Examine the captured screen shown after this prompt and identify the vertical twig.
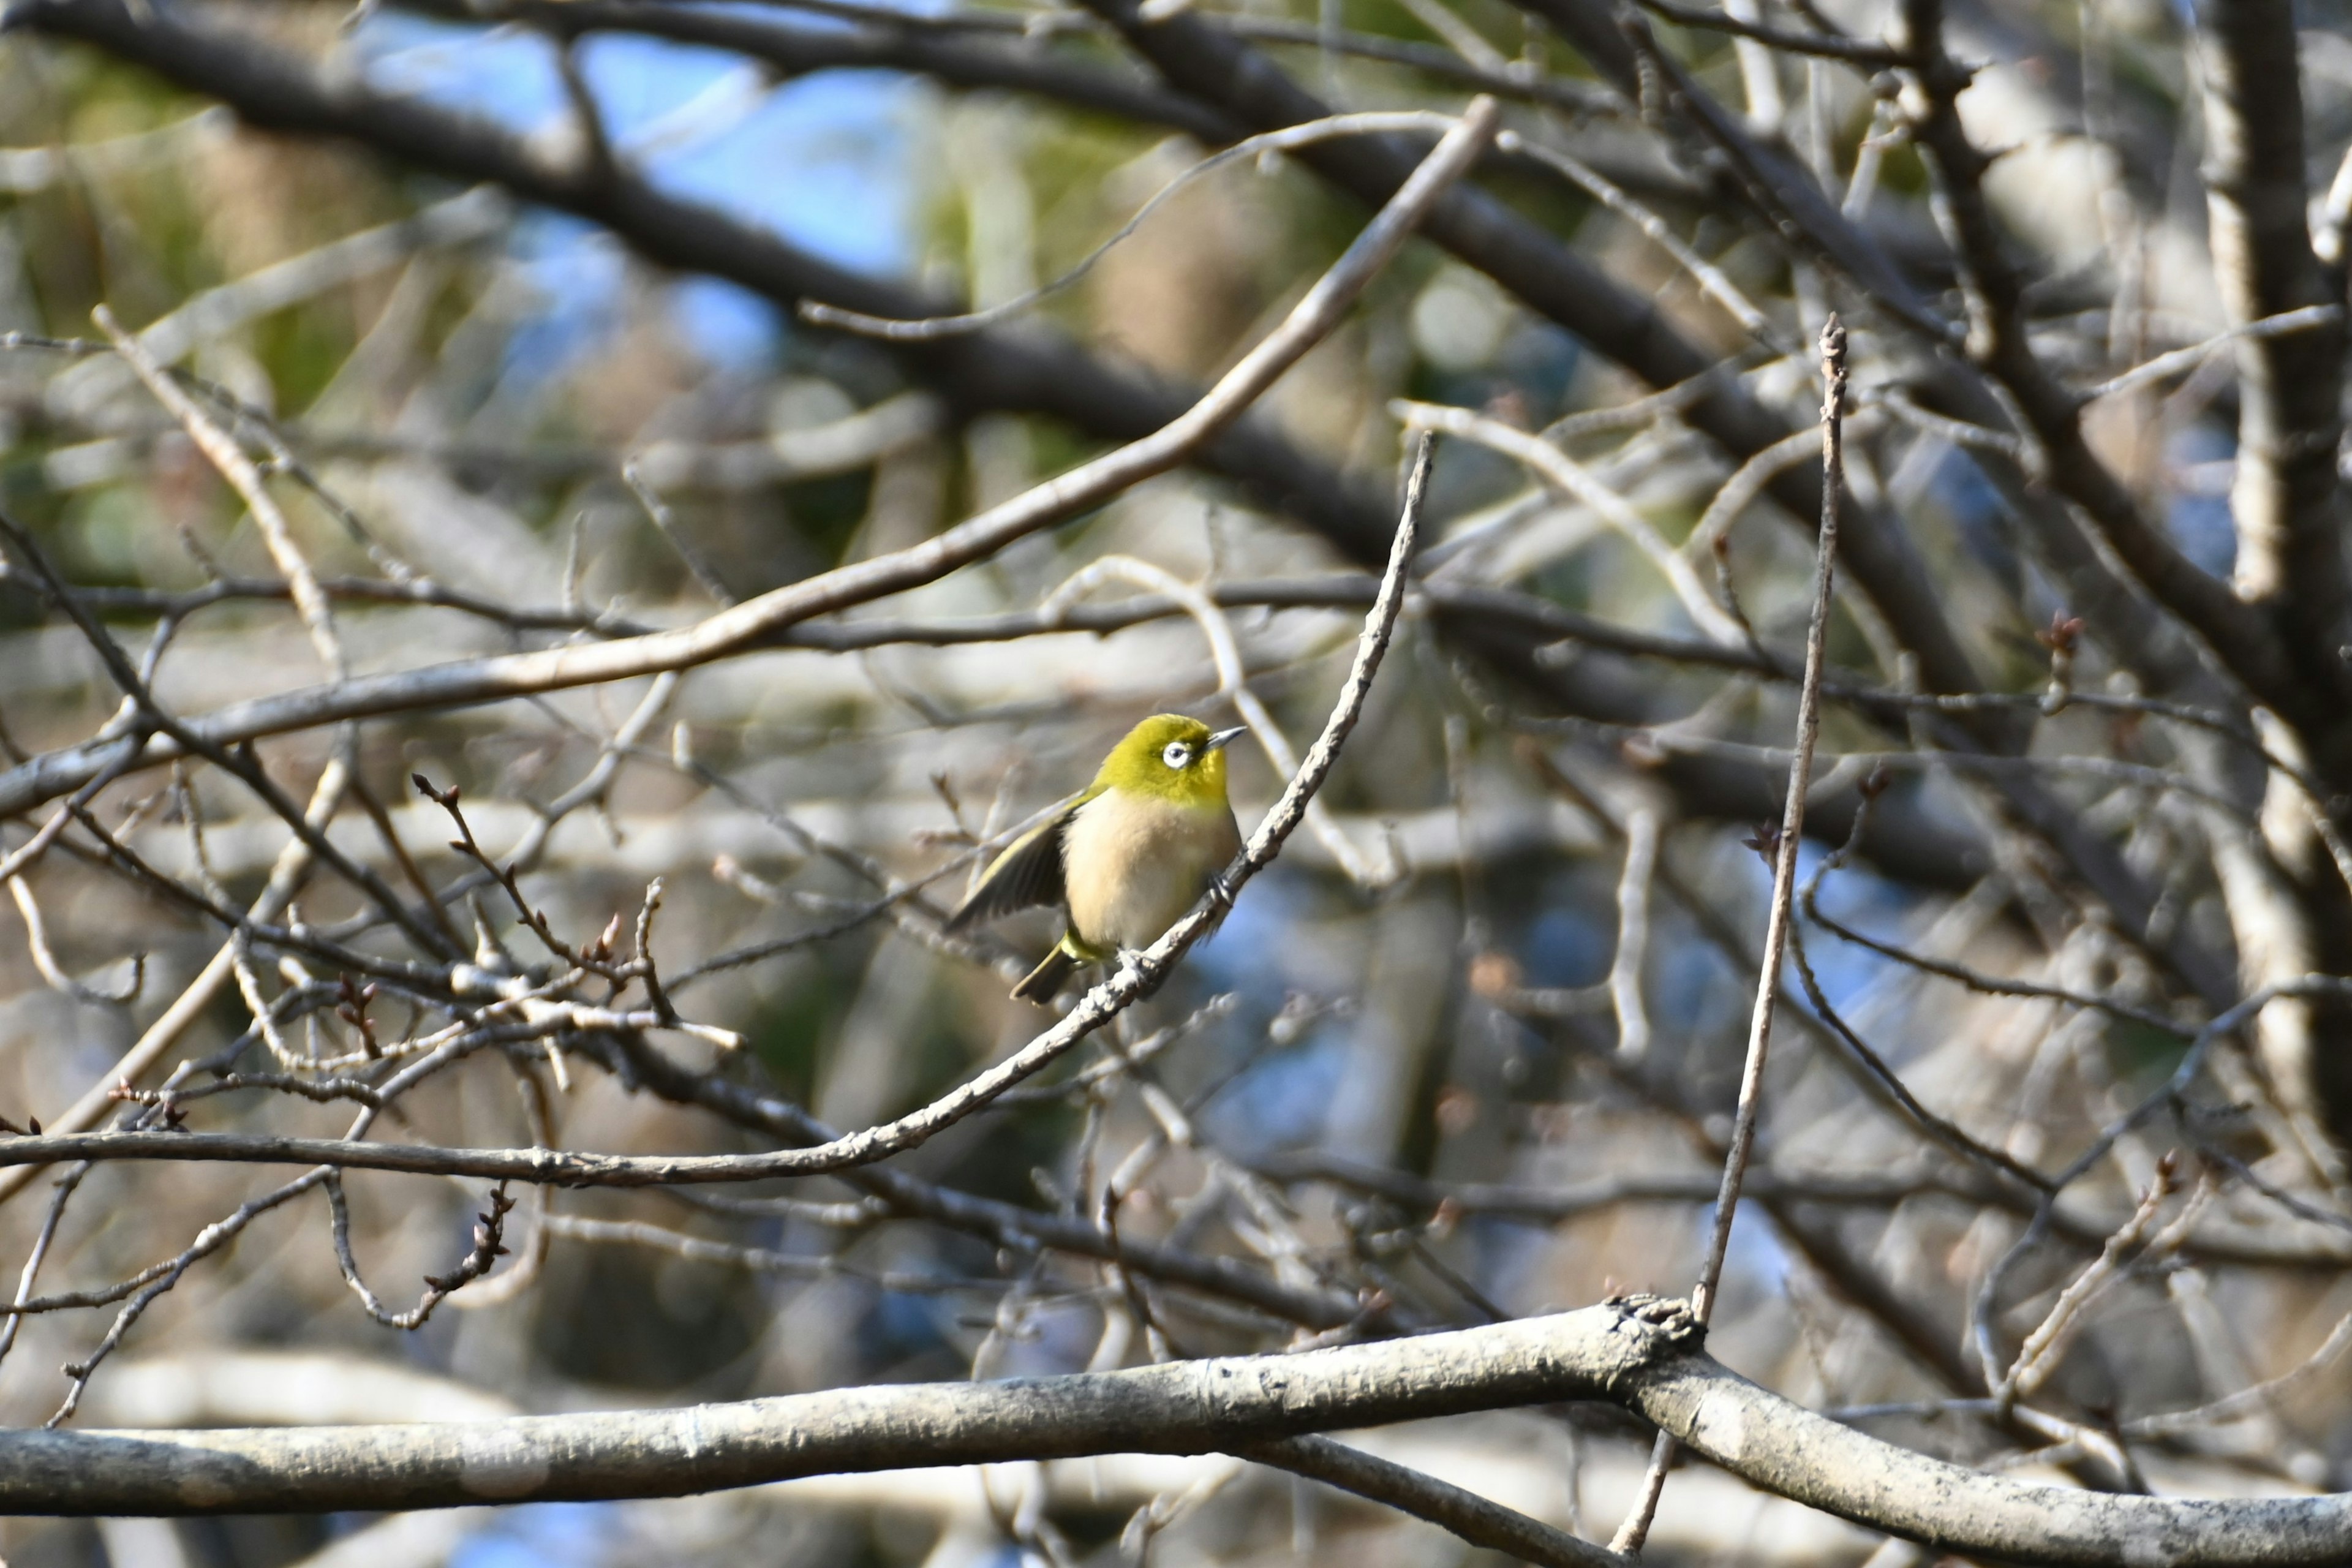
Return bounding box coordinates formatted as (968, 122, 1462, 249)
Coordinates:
(1610, 807, 1659, 1058)
(554, 36, 620, 193)
(92, 306, 345, 682)
(1611, 315, 1847, 1556)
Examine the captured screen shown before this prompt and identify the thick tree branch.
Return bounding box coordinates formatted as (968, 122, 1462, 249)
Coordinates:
(405, 0, 1245, 145)
(1630, 1354, 2352, 1565)
(0, 1297, 1695, 1512)
(1890, 0, 2309, 728)
(0, 1294, 2343, 1567)
(2192, 0, 2352, 693)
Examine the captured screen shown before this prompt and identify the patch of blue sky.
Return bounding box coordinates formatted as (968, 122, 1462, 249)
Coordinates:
(1789, 832, 1942, 1047)
(667, 276, 786, 373)
(351, 10, 923, 380)
(1469, 1212, 1558, 1314)
(587, 36, 926, 279)
(450, 1502, 613, 1568)
(867, 1283, 958, 1362)
(1649, 923, 1731, 1036)
(1694, 823, 1931, 1040)
(1927, 442, 2018, 579)
(357, 12, 570, 130)
(1184, 869, 1365, 1153)
(1186, 867, 1322, 996)
(1718, 1189, 1790, 1292)
(1199, 1030, 1350, 1157)
(491, 214, 630, 396)
(2164, 421, 2237, 578)
(1521, 898, 1610, 989)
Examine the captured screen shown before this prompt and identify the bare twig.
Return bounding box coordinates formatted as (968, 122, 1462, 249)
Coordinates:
(47, 1169, 328, 1425)
(1615, 317, 1849, 1556)
(2000, 1156, 2178, 1405)
(1493, 131, 1781, 346)
(92, 306, 345, 680)
(0, 100, 1498, 822)
(326, 1177, 515, 1330)
(1242, 1434, 1629, 1568)
(0, 436, 1433, 1191)
(801, 110, 1457, 340)
(1392, 399, 1749, 647)
(7, 876, 141, 1007)
(2079, 305, 2342, 402)
(621, 461, 735, 605)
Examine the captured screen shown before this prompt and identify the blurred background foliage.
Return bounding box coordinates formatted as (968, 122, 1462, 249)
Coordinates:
(0, 0, 2346, 1561)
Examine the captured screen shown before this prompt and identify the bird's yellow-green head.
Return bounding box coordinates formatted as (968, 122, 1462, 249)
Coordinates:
(1091, 714, 1245, 808)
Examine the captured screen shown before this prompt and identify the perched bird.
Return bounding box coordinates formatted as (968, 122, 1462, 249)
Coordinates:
(946, 715, 1245, 1002)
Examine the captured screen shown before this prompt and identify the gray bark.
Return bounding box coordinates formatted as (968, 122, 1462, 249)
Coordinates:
(1, 1295, 2344, 1568)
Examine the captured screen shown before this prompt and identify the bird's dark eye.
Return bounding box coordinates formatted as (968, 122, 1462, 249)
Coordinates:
(1162, 742, 1191, 769)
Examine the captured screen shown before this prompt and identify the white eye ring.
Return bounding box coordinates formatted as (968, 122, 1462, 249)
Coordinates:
(1162, 741, 1193, 769)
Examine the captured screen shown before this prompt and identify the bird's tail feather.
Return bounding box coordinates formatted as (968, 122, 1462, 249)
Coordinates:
(1011, 945, 1079, 1004)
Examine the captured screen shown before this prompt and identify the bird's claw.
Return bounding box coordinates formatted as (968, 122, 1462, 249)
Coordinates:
(1208, 873, 1237, 911)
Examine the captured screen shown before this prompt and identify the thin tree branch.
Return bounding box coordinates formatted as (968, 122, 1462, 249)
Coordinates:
(0, 430, 1441, 1205)
(1891, 0, 2304, 723)
(1076, 0, 1992, 708)
(1627, 0, 1909, 67)
(1242, 1434, 1630, 1568)
(804, 110, 1458, 341)
(0, 102, 1491, 821)
(1392, 399, 1750, 647)
(1615, 316, 1849, 1555)
(92, 306, 347, 679)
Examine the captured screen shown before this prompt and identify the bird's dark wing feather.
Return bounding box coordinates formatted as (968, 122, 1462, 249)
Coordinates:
(944, 804, 1077, 930)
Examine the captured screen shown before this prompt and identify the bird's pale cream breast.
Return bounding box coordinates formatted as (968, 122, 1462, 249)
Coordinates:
(1063, 788, 1240, 953)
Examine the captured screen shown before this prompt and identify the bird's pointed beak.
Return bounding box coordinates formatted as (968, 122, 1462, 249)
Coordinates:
(1205, 726, 1247, 753)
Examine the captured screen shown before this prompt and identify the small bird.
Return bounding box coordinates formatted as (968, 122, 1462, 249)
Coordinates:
(946, 715, 1245, 1002)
